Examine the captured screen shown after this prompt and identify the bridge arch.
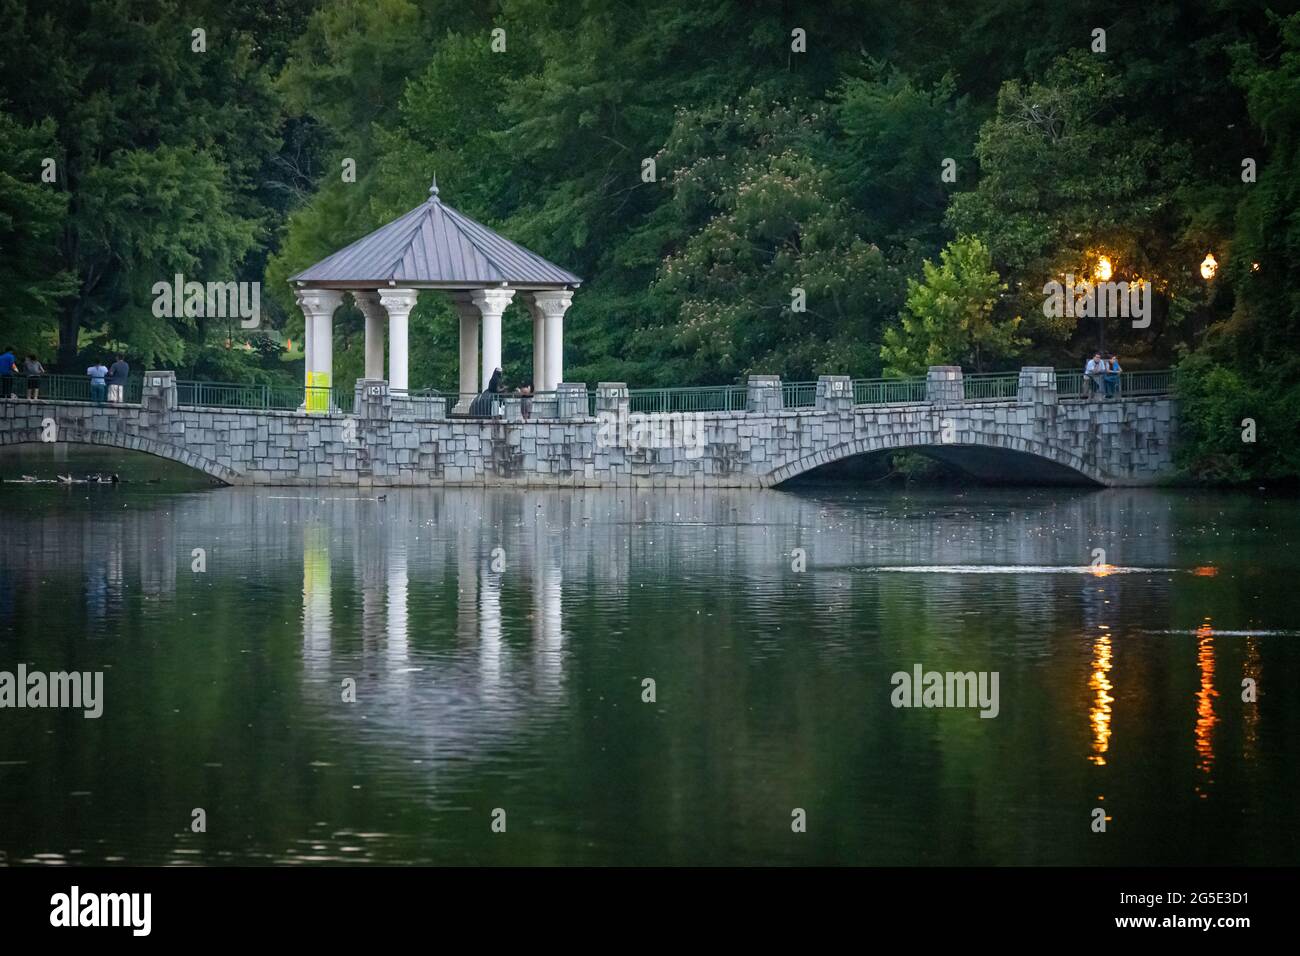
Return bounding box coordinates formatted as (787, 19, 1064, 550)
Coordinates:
(768, 430, 1108, 487)
(0, 428, 239, 484)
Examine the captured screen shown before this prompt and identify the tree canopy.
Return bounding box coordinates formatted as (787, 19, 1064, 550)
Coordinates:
(1, 0, 1297, 479)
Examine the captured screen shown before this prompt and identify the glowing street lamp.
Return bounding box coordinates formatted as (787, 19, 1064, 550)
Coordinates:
(1094, 255, 1113, 282)
(1200, 253, 1218, 280)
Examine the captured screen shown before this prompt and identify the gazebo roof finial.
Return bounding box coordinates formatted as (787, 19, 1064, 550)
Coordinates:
(428, 174, 440, 202)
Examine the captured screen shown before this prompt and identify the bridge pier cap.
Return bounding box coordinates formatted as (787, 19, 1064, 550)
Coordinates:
(925, 366, 964, 404)
(816, 375, 853, 412)
(747, 375, 783, 414)
(143, 370, 177, 411)
(1017, 366, 1058, 405)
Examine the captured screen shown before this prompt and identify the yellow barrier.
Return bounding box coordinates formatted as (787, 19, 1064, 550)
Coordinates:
(306, 372, 331, 413)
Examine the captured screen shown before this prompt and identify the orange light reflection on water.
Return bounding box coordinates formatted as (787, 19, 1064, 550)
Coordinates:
(1089, 633, 1114, 766)
(1243, 635, 1260, 761)
(1194, 622, 1218, 797)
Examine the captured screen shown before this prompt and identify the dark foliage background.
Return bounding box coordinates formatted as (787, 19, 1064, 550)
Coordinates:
(2, 0, 1298, 479)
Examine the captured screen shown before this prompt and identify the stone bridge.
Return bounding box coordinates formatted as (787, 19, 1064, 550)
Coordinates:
(0, 367, 1176, 487)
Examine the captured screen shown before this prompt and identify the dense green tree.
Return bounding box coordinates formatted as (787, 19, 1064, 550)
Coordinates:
(0, 113, 76, 349)
(946, 53, 1197, 362)
(4, 0, 1300, 480)
(1173, 12, 1300, 482)
(0, 0, 289, 368)
(881, 236, 1023, 375)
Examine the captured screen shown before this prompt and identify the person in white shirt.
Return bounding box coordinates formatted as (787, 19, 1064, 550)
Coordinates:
(1084, 353, 1104, 398)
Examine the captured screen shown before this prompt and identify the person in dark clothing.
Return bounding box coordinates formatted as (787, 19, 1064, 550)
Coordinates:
(107, 354, 130, 403)
(23, 354, 44, 399)
(0, 347, 15, 399)
(469, 368, 504, 416)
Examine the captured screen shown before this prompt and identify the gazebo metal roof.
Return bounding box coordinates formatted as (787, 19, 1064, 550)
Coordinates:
(290, 182, 581, 290)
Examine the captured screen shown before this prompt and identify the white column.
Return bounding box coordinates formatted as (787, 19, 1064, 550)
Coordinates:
(295, 288, 344, 385)
(450, 295, 480, 409)
(471, 288, 515, 388)
(525, 296, 547, 390)
(379, 288, 419, 393)
(354, 291, 387, 380)
(532, 290, 573, 391)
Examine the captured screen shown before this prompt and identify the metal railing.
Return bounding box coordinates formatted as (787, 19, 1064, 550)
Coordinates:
(3, 372, 144, 403)
(963, 372, 1021, 402)
(627, 385, 746, 414)
(1057, 368, 1173, 400)
(10, 368, 1174, 417)
(782, 381, 819, 408)
(407, 388, 585, 419)
(852, 377, 928, 405)
(175, 380, 353, 413)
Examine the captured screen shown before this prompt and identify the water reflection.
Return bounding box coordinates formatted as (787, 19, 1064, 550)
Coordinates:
(303, 526, 332, 677)
(1088, 633, 1114, 766)
(2, 485, 1299, 864)
(1194, 621, 1219, 797)
(1243, 635, 1260, 761)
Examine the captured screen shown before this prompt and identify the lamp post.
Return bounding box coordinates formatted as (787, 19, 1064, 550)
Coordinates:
(1094, 256, 1113, 353)
(1200, 253, 1218, 280)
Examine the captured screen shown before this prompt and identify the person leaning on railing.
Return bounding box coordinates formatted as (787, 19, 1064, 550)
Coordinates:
(0, 346, 15, 399)
(107, 354, 130, 403)
(23, 354, 45, 400)
(1084, 353, 1105, 399)
(1103, 354, 1122, 398)
(86, 360, 109, 404)
(470, 368, 504, 417)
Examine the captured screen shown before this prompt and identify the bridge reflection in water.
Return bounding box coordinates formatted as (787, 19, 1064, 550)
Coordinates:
(0, 485, 1293, 864)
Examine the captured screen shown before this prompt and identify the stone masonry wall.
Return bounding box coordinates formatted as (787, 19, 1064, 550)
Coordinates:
(0, 369, 1177, 487)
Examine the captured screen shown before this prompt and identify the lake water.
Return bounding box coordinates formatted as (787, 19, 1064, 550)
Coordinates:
(1, 472, 1298, 865)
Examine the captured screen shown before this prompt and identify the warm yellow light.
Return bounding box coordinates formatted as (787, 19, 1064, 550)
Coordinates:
(1094, 255, 1113, 282)
(1200, 253, 1218, 280)
(1251, 262, 1260, 272)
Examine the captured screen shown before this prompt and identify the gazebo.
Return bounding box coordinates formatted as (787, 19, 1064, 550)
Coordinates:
(289, 180, 581, 406)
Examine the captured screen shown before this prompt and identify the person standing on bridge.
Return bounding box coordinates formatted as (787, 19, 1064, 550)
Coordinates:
(1084, 353, 1105, 399)
(0, 346, 16, 399)
(1104, 354, 1122, 399)
(23, 354, 45, 400)
(470, 367, 505, 417)
(107, 354, 130, 403)
(86, 360, 109, 404)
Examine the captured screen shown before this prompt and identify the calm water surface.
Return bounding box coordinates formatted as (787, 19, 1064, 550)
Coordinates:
(1, 478, 1298, 865)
